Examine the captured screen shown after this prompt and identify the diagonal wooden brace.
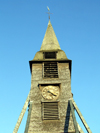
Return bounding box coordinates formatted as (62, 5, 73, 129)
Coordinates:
(69, 100, 79, 133)
(13, 92, 30, 133)
(72, 99, 92, 133)
(77, 122, 84, 133)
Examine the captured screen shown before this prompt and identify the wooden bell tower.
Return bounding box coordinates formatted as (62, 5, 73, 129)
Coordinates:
(13, 20, 92, 133)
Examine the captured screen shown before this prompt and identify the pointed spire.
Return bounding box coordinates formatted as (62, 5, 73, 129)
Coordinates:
(40, 20, 61, 51)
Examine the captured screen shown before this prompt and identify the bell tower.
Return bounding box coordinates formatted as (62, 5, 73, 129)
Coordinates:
(25, 20, 75, 133)
(13, 20, 92, 133)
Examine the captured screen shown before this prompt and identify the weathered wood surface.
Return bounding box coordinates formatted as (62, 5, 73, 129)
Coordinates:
(13, 93, 30, 133)
(77, 122, 84, 133)
(26, 63, 75, 133)
(72, 99, 92, 133)
(69, 100, 79, 133)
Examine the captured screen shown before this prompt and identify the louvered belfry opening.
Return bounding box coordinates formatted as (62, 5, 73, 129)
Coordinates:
(44, 62, 58, 78)
(42, 102, 59, 120)
(44, 52, 56, 59)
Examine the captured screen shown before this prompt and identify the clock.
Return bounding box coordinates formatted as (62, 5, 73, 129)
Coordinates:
(42, 86, 59, 100)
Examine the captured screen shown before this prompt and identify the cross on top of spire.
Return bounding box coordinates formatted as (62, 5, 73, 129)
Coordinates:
(46, 6, 53, 19)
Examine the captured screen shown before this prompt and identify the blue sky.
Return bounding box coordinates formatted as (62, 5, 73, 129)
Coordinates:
(0, 0, 100, 133)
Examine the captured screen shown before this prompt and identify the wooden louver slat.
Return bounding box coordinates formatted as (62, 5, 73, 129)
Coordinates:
(42, 102, 59, 120)
(44, 62, 58, 78)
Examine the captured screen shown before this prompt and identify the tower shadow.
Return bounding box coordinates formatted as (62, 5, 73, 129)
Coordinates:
(64, 101, 71, 133)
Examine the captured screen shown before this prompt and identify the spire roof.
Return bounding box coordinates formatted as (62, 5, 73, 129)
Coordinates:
(40, 20, 61, 51)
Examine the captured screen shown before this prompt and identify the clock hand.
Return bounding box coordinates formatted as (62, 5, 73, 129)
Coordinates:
(48, 90, 57, 96)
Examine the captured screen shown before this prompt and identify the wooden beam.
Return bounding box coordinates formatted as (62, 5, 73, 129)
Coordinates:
(72, 99, 92, 133)
(69, 100, 79, 133)
(77, 122, 84, 133)
(13, 92, 30, 133)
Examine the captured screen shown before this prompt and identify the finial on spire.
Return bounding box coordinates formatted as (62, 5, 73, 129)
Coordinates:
(47, 6, 50, 11)
(46, 6, 53, 20)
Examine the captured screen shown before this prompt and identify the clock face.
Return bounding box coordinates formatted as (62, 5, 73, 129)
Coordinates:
(42, 86, 59, 100)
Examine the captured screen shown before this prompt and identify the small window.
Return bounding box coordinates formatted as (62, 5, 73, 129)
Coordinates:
(44, 52, 56, 59)
(44, 62, 58, 78)
(42, 102, 59, 120)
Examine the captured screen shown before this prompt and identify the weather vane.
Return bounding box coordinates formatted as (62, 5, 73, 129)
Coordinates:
(46, 6, 53, 19)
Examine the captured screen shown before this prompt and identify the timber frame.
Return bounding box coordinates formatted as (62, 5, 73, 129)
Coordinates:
(13, 94, 92, 133)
